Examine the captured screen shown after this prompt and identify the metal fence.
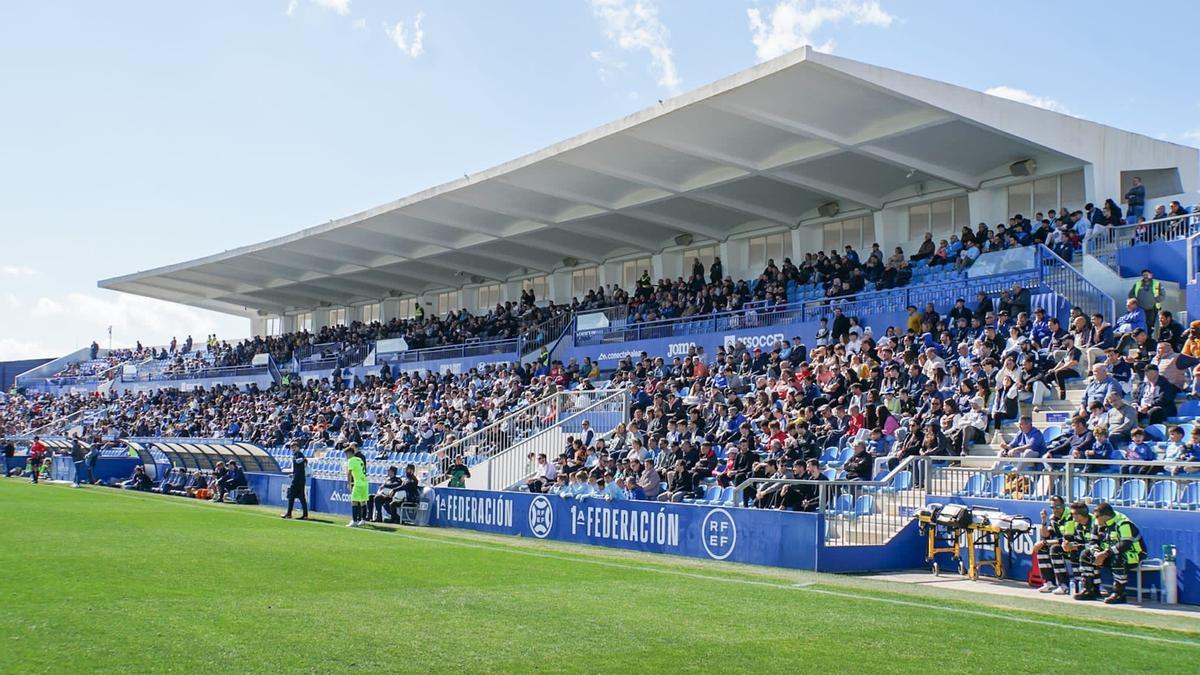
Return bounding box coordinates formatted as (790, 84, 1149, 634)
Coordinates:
(1033, 244, 1115, 320)
(576, 267, 1046, 346)
(731, 456, 924, 546)
(476, 389, 628, 491)
(1086, 211, 1200, 270)
(381, 338, 521, 366)
(432, 388, 626, 483)
(926, 456, 1200, 509)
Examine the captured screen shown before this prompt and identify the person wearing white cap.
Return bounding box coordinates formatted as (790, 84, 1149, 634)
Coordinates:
(950, 396, 988, 455)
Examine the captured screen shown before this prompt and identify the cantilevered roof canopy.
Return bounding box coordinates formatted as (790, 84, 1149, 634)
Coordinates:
(100, 47, 1197, 317)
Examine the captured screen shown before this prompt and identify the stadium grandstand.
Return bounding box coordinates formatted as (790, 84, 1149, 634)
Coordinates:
(6, 46, 1200, 618)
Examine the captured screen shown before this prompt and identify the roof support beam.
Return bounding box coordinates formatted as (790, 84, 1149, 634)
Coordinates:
(706, 99, 979, 190)
(554, 220, 668, 252)
(766, 171, 884, 210)
(621, 209, 730, 244)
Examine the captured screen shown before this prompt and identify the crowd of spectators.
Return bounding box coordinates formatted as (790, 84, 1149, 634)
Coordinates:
(9, 190, 1200, 510)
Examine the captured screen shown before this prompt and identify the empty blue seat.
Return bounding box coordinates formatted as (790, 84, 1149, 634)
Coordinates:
(880, 470, 912, 494)
(1174, 482, 1200, 510)
(852, 495, 875, 518)
(719, 486, 736, 506)
(1112, 479, 1146, 506)
(984, 474, 1006, 498)
(1086, 477, 1116, 504)
(1142, 480, 1178, 508)
(1042, 426, 1062, 444)
(954, 473, 985, 497)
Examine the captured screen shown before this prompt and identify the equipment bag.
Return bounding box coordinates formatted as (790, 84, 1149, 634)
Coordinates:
(934, 503, 972, 529)
(236, 490, 259, 505)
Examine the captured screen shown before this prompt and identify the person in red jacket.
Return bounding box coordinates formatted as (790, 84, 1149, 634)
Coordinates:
(28, 436, 46, 484)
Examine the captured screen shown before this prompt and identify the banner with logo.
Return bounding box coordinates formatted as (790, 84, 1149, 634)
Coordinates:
(429, 488, 819, 568)
(929, 496, 1200, 604)
(563, 311, 906, 370)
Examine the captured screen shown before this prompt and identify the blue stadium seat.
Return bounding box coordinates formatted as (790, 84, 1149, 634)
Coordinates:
(983, 474, 1006, 498)
(852, 495, 875, 518)
(1145, 424, 1167, 442)
(880, 470, 912, 494)
(1142, 480, 1178, 508)
(1112, 479, 1146, 506)
(832, 493, 855, 516)
(819, 447, 839, 465)
(1174, 482, 1200, 510)
(1042, 426, 1061, 444)
(831, 448, 853, 468)
(954, 473, 985, 497)
(719, 486, 736, 506)
(1086, 478, 1116, 504)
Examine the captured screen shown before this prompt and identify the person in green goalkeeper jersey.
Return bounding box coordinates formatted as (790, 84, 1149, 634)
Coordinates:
(346, 446, 370, 527)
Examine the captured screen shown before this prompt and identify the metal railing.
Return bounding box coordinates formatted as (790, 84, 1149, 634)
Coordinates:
(926, 456, 1200, 508)
(1034, 244, 1115, 320)
(481, 389, 628, 491)
(575, 268, 1042, 346)
(430, 388, 618, 481)
(381, 338, 521, 366)
(519, 311, 574, 357)
(123, 362, 271, 383)
(430, 388, 560, 481)
(1187, 230, 1200, 283)
(733, 456, 924, 546)
(1086, 211, 1200, 270)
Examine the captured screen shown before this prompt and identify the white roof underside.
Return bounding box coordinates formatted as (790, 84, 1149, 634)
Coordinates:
(99, 47, 1198, 317)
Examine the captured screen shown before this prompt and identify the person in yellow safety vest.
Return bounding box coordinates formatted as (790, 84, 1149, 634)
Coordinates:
(1075, 502, 1146, 604)
(538, 347, 550, 369)
(414, 303, 424, 321)
(1129, 269, 1163, 327)
(636, 270, 652, 299)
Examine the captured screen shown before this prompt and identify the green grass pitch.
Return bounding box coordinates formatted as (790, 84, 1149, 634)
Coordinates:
(2, 479, 1198, 673)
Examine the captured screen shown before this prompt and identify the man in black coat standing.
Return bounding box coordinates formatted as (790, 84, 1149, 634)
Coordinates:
(830, 308, 852, 343)
(282, 441, 309, 520)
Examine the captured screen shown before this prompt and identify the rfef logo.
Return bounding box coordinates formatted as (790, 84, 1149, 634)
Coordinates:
(701, 508, 737, 559)
(528, 495, 554, 538)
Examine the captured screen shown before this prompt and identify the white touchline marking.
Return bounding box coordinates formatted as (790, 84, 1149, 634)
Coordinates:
(36, 483, 1200, 648)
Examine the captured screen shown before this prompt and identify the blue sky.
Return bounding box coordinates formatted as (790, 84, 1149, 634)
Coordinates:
(1, 0, 1197, 360)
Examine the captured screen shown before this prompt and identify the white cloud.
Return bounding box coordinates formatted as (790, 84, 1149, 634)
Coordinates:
(1181, 129, 1200, 144)
(747, 0, 893, 62)
(62, 293, 226, 344)
(590, 50, 627, 83)
(352, 17, 367, 31)
(31, 297, 64, 318)
(0, 338, 52, 361)
(4, 293, 18, 309)
(984, 86, 1072, 115)
(1, 265, 35, 276)
(589, 0, 680, 93)
(0, 292, 247, 360)
(286, 0, 350, 17)
(313, 0, 350, 15)
(385, 13, 425, 58)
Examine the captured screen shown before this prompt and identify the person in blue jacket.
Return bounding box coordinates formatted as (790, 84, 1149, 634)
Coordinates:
(1120, 428, 1158, 475)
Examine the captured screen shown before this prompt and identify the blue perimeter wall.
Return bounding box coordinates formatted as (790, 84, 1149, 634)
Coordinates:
(165, 474, 1200, 604)
(1117, 239, 1189, 285)
(930, 495, 1200, 604)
